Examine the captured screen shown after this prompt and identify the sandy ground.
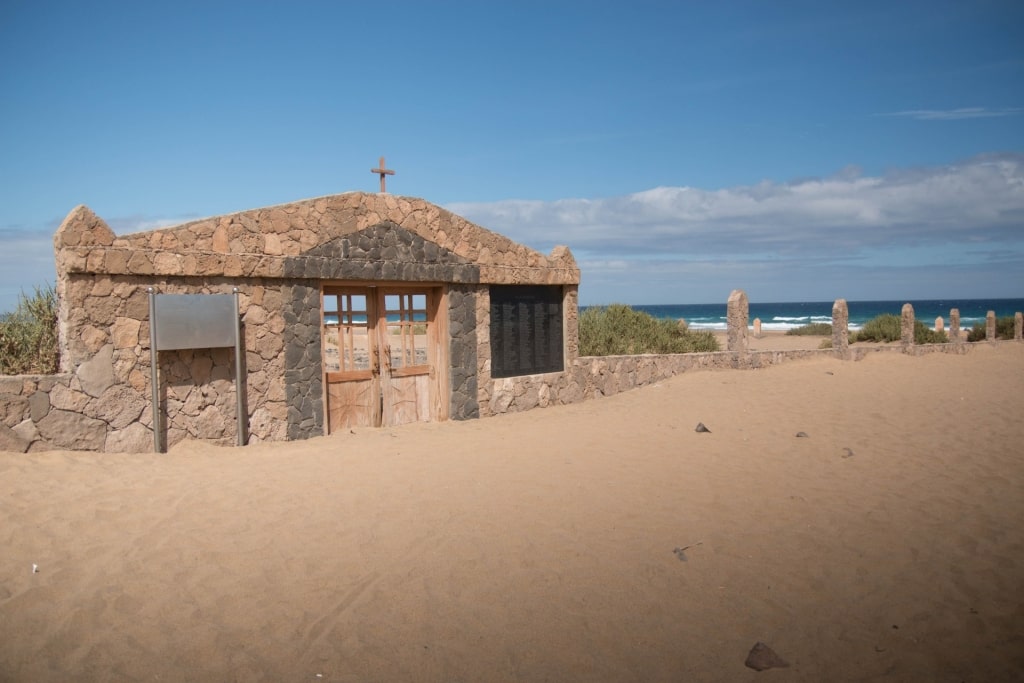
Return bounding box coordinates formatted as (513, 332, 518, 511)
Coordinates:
(715, 329, 850, 352)
(744, 329, 834, 351)
(2, 343, 1023, 682)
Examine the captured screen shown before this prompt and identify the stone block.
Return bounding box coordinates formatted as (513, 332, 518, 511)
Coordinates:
(12, 418, 40, 446)
(85, 294, 120, 325)
(127, 251, 154, 275)
(0, 423, 30, 453)
(28, 390, 51, 422)
(191, 355, 214, 384)
(0, 377, 24, 395)
(105, 422, 152, 453)
(48, 382, 91, 409)
(55, 205, 116, 248)
(91, 278, 114, 297)
(950, 308, 962, 343)
(727, 289, 749, 353)
(112, 317, 142, 349)
(212, 225, 230, 253)
(77, 344, 116, 397)
(37, 409, 107, 450)
(90, 384, 146, 429)
(124, 289, 149, 319)
(248, 407, 274, 439)
(0, 395, 30, 428)
(128, 368, 149, 392)
(105, 251, 128, 273)
(80, 325, 108, 353)
(181, 388, 207, 417)
(196, 405, 228, 440)
(832, 299, 850, 357)
(264, 233, 283, 255)
(265, 379, 286, 402)
(901, 303, 915, 346)
(154, 252, 182, 275)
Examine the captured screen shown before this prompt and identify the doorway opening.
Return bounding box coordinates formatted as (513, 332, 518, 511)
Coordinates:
(321, 285, 444, 431)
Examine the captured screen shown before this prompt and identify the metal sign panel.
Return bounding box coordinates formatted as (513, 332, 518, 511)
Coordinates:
(149, 290, 246, 452)
(153, 294, 238, 350)
(489, 285, 564, 378)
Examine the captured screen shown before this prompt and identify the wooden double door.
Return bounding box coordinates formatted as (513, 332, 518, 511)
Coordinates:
(321, 285, 444, 432)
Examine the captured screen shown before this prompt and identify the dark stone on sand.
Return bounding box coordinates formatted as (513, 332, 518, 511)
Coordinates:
(745, 641, 789, 671)
(842, 447, 855, 458)
(695, 422, 711, 433)
(673, 542, 701, 561)
(795, 431, 809, 438)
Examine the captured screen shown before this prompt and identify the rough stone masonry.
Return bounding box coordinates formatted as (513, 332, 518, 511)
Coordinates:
(7, 192, 579, 452)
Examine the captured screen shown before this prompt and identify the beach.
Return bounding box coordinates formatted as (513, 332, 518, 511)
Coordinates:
(2, 343, 1023, 682)
(716, 329, 837, 352)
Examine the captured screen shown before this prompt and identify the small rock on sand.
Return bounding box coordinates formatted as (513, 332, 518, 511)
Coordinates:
(745, 641, 789, 671)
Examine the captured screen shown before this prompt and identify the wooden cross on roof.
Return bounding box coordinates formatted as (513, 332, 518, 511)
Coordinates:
(371, 156, 395, 193)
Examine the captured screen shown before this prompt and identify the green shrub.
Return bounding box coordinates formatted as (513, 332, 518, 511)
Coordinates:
(0, 285, 59, 375)
(579, 304, 720, 356)
(966, 317, 1016, 342)
(915, 324, 948, 344)
(853, 313, 948, 344)
(786, 322, 832, 336)
(854, 314, 901, 342)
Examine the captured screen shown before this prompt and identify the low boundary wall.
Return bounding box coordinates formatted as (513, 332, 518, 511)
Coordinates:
(3, 294, 1021, 452)
(484, 294, 1023, 416)
(486, 341, 1004, 416)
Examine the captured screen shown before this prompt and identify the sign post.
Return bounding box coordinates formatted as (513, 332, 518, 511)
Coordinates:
(148, 288, 247, 452)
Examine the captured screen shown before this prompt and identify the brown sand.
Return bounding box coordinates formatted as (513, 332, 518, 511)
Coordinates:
(2, 344, 1023, 682)
(716, 329, 851, 352)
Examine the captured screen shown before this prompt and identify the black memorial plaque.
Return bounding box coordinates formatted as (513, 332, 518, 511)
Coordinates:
(490, 285, 564, 378)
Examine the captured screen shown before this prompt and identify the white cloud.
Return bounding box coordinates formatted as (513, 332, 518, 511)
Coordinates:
(447, 154, 1024, 260)
(878, 107, 1023, 120)
(448, 154, 1024, 303)
(2, 156, 1021, 313)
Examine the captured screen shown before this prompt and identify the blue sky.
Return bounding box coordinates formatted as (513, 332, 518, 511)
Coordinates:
(1, 0, 1022, 311)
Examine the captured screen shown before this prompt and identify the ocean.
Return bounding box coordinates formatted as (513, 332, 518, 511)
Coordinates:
(585, 299, 1024, 332)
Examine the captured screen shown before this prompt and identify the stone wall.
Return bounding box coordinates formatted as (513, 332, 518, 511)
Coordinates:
(48, 273, 299, 451)
(56, 195, 578, 295)
(563, 286, 580, 362)
(282, 283, 323, 440)
(0, 375, 78, 452)
(476, 284, 580, 417)
(482, 295, 1024, 417)
(483, 340, 1001, 416)
(22, 192, 581, 453)
(447, 284, 479, 420)
(726, 289, 749, 352)
(3, 292, 1021, 452)
(77, 198, 1024, 452)
(475, 286, 494, 414)
(12, 184, 1022, 455)
(28, 271, 580, 450)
